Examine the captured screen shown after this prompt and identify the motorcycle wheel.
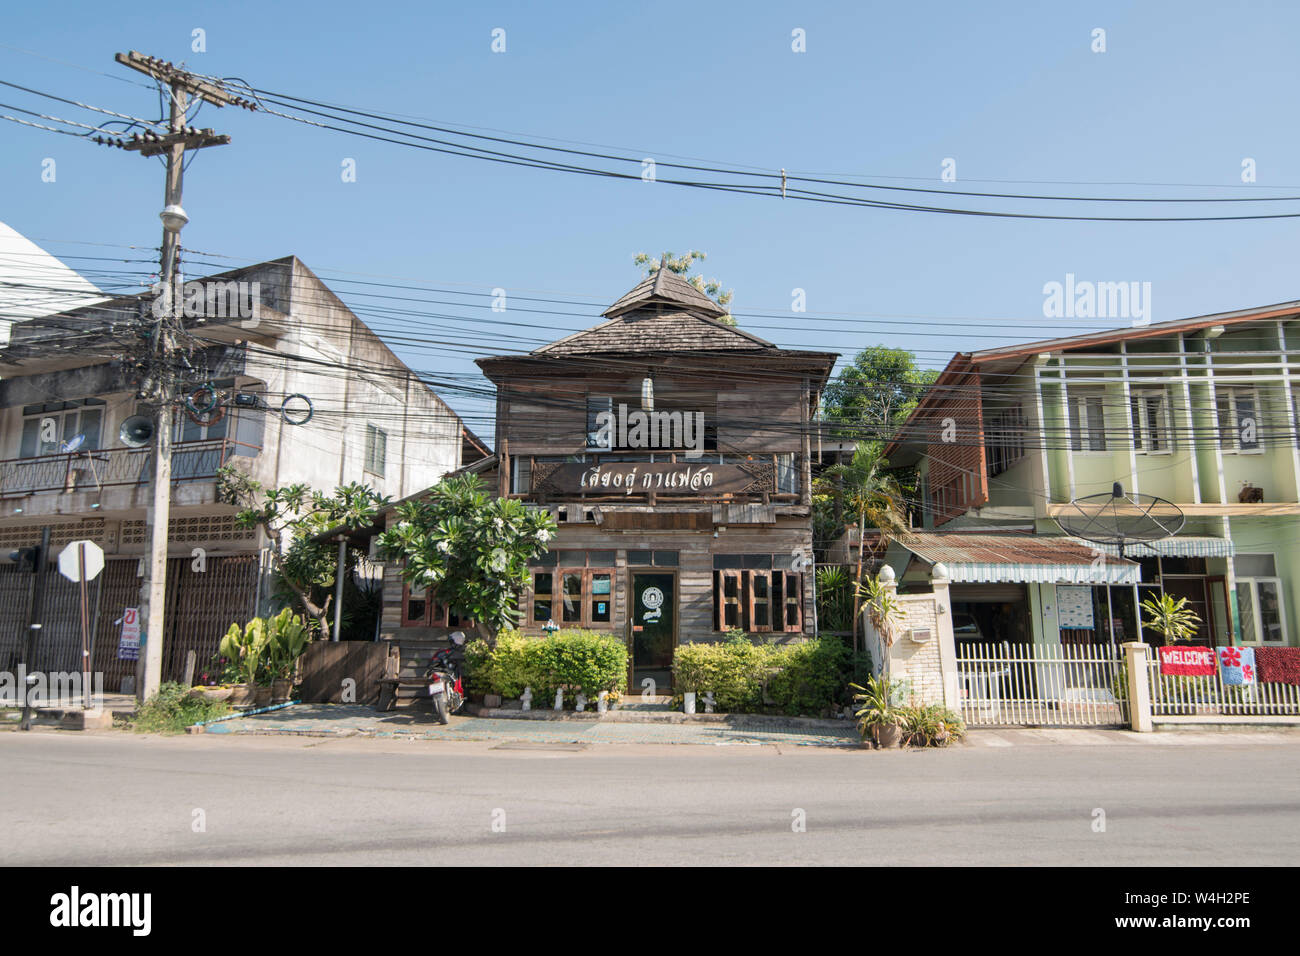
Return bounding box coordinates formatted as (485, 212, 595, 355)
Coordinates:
(433, 689, 450, 725)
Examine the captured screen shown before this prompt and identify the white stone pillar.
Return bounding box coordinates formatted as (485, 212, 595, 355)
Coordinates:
(1122, 641, 1153, 733)
(931, 563, 959, 710)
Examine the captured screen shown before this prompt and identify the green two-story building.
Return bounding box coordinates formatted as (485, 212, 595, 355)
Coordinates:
(884, 303, 1298, 650)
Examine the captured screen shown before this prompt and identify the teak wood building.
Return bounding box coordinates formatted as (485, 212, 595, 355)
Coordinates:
(396, 268, 837, 689)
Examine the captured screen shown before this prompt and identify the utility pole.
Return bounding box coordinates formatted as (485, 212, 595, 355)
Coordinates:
(110, 52, 251, 699)
(18, 527, 51, 731)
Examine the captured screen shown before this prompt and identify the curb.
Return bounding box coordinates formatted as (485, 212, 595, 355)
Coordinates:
(466, 703, 855, 732)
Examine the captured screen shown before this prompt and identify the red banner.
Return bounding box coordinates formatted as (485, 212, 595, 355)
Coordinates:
(1159, 645, 1216, 676)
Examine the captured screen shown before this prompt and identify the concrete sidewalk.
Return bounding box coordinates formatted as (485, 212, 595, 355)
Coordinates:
(192, 702, 1300, 749)
(200, 702, 864, 747)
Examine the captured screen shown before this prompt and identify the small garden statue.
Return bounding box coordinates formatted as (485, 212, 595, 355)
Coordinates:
(575, 693, 587, 712)
(597, 690, 608, 713)
(542, 618, 559, 637)
(702, 691, 716, 714)
(520, 686, 532, 712)
(553, 688, 564, 711)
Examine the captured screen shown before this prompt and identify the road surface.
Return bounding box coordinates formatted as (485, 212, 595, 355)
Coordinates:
(0, 730, 1296, 865)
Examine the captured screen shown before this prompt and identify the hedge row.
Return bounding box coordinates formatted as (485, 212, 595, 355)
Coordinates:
(672, 635, 869, 717)
(464, 629, 628, 704)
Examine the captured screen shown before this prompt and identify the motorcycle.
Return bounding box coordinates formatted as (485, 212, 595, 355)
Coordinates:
(426, 632, 467, 725)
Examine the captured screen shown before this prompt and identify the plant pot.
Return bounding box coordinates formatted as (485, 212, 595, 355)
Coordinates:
(872, 723, 903, 749)
(271, 679, 293, 704)
(227, 684, 256, 707)
(254, 685, 273, 708)
(190, 686, 233, 703)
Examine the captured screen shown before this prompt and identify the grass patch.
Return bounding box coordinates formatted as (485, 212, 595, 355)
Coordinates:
(130, 682, 231, 734)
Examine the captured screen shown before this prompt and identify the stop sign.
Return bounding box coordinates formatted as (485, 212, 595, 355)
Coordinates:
(58, 539, 104, 583)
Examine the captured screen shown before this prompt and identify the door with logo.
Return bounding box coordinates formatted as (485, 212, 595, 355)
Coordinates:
(631, 572, 675, 694)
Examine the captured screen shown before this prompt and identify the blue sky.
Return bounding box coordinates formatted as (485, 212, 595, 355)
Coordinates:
(3, 0, 1300, 435)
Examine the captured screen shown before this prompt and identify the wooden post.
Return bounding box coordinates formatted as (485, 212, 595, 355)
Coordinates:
(78, 542, 91, 710)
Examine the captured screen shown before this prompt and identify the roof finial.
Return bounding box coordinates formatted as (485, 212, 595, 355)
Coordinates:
(651, 253, 670, 295)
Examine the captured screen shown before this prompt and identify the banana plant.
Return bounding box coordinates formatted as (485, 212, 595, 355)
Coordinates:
(218, 617, 270, 685)
(265, 608, 312, 680)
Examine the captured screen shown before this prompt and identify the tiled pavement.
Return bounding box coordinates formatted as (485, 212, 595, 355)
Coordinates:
(200, 703, 864, 747)
(196, 703, 1300, 748)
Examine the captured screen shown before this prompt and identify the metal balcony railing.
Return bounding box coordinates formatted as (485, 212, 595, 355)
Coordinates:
(0, 439, 259, 497)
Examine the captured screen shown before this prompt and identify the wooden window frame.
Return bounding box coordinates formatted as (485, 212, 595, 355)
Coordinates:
(712, 566, 802, 634)
(545, 566, 616, 629)
(400, 581, 471, 629)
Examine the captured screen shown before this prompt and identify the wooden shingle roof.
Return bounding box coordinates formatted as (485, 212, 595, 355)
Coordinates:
(533, 269, 777, 356)
(602, 266, 728, 319)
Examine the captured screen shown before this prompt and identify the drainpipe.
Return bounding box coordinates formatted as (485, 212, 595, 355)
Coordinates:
(332, 535, 346, 642)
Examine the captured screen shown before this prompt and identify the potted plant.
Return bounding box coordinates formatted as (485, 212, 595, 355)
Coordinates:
(1140, 592, 1202, 646)
(218, 617, 269, 707)
(264, 607, 311, 703)
(851, 674, 904, 748)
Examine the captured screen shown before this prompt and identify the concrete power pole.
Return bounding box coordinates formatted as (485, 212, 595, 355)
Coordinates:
(111, 52, 252, 699)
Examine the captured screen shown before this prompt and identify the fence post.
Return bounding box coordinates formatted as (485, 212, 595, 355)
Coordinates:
(1122, 641, 1152, 732)
(930, 563, 959, 709)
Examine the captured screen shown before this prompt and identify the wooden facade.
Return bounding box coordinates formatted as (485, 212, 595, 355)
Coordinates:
(384, 267, 837, 687)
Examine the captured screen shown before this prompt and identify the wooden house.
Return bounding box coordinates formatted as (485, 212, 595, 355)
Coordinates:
(388, 267, 837, 690)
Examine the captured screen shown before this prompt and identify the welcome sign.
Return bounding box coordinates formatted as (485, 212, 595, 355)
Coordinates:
(1158, 645, 1215, 676)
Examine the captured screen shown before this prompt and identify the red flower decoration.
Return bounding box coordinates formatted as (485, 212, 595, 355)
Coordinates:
(1221, 647, 1242, 667)
(1243, 665, 1254, 681)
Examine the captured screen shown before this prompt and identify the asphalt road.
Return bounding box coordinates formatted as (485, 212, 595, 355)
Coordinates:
(1, 730, 1297, 865)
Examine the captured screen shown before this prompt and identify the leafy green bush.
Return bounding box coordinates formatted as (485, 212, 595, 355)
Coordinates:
(464, 630, 627, 704)
(673, 636, 868, 717)
(895, 702, 965, 747)
(132, 682, 231, 734)
(815, 565, 855, 632)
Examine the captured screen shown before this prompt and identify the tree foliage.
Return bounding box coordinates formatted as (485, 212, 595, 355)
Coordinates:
(633, 250, 736, 325)
(821, 345, 939, 453)
(815, 445, 907, 649)
(217, 465, 389, 636)
(376, 474, 557, 640)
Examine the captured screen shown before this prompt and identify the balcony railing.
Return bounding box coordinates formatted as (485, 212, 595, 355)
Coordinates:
(0, 439, 258, 497)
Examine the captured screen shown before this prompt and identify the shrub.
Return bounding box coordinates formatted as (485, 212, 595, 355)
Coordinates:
(673, 636, 868, 717)
(895, 702, 965, 747)
(132, 682, 231, 734)
(815, 565, 855, 632)
(673, 640, 774, 713)
(463, 630, 627, 705)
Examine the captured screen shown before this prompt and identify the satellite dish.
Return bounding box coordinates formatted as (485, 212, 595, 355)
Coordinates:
(1055, 482, 1185, 558)
(61, 434, 86, 453)
(119, 415, 155, 448)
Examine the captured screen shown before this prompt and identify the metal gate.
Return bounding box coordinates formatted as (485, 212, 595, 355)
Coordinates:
(956, 642, 1129, 727)
(81, 553, 262, 690)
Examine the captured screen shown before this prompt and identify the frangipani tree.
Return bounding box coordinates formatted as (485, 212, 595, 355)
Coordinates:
(377, 474, 557, 642)
(218, 466, 389, 637)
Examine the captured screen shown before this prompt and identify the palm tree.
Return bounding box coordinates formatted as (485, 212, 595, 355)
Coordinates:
(1140, 593, 1202, 646)
(815, 445, 908, 650)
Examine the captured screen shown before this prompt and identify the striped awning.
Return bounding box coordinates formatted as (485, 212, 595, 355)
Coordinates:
(894, 533, 1140, 586)
(1077, 537, 1234, 559)
(943, 562, 1138, 585)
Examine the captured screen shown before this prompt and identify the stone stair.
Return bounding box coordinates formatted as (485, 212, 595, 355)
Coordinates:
(618, 694, 673, 712)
